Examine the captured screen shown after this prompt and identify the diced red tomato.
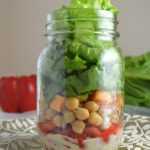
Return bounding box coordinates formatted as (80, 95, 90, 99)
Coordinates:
(77, 134, 85, 148)
(38, 120, 55, 133)
(85, 126, 100, 138)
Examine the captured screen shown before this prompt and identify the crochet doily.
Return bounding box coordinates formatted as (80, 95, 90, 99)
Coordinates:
(0, 114, 150, 150)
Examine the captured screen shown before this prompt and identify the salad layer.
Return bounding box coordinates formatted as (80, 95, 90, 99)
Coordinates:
(37, 0, 123, 150)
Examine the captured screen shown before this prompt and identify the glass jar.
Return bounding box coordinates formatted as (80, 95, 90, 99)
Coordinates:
(37, 8, 124, 150)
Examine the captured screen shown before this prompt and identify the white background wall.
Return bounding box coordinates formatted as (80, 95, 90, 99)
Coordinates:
(0, 0, 150, 76)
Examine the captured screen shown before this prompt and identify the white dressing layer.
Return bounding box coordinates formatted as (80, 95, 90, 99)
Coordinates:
(41, 133, 120, 150)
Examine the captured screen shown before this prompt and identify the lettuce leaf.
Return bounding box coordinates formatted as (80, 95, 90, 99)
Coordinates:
(125, 52, 150, 108)
(67, 40, 102, 63)
(70, 0, 119, 14)
(65, 55, 87, 73)
(41, 0, 120, 101)
(64, 66, 102, 96)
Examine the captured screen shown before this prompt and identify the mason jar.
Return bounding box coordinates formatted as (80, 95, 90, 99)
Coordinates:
(37, 8, 124, 150)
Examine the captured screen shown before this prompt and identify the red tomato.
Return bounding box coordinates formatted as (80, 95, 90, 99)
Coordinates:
(38, 120, 55, 133)
(85, 126, 100, 138)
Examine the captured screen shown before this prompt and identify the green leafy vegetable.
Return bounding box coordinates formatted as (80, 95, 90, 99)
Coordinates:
(40, 0, 121, 101)
(40, 38, 65, 101)
(68, 41, 102, 63)
(65, 55, 87, 73)
(64, 66, 102, 96)
(69, 0, 119, 14)
(125, 52, 150, 108)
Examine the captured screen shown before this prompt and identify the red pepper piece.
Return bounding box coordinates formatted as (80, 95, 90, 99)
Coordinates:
(76, 134, 85, 149)
(0, 77, 3, 106)
(99, 123, 122, 143)
(0, 77, 20, 112)
(18, 75, 37, 112)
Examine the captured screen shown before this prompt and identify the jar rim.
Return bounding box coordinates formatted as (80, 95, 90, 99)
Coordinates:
(47, 8, 117, 23)
(46, 8, 119, 37)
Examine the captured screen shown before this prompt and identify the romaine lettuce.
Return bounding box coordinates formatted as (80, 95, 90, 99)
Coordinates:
(69, 0, 119, 14)
(125, 52, 150, 108)
(41, 0, 120, 101)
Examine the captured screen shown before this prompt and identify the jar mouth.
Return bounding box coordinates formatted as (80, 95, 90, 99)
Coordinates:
(47, 8, 117, 23)
(46, 8, 119, 37)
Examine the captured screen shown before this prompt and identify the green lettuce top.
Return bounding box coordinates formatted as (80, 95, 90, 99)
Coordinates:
(41, 0, 122, 101)
(69, 0, 119, 14)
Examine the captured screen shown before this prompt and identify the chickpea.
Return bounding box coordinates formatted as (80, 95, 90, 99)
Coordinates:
(85, 101, 99, 112)
(74, 108, 89, 121)
(63, 111, 75, 124)
(53, 115, 65, 128)
(66, 97, 79, 111)
(72, 120, 85, 134)
(88, 112, 102, 126)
